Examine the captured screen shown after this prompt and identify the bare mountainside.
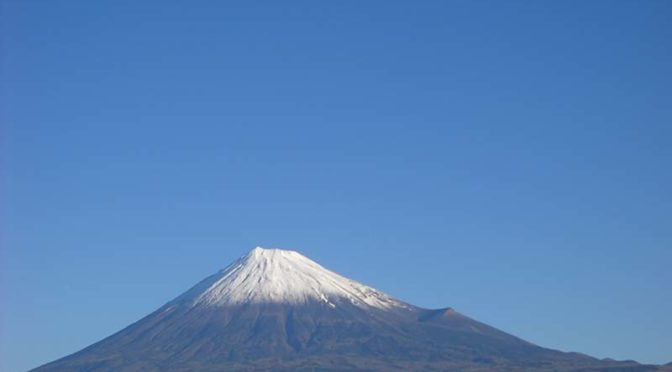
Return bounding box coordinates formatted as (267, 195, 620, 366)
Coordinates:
(33, 247, 661, 371)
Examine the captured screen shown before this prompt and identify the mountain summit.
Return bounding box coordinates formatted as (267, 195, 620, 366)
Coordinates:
(34, 247, 655, 371)
(174, 247, 405, 309)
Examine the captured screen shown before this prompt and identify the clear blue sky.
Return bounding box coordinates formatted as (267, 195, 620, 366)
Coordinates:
(2, 1, 671, 371)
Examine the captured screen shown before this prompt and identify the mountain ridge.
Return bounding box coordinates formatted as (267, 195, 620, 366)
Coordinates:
(32, 247, 662, 371)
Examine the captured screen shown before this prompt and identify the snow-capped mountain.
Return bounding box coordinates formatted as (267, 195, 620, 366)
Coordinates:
(33, 247, 655, 371)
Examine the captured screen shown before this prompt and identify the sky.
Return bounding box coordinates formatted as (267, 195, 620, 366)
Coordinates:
(1, 1, 671, 371)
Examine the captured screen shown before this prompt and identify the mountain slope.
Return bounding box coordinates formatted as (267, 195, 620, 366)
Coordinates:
(33, 247, 658, 371)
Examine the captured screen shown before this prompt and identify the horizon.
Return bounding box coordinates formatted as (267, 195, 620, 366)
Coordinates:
(2, 1, 671, 371)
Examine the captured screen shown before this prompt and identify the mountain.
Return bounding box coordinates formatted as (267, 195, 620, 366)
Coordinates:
(33, 247, 659, 371)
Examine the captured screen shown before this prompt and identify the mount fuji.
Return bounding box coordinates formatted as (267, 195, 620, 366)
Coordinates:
(33, 247, 658, 371)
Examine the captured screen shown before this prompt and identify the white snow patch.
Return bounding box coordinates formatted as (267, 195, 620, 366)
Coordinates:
(175, 247, 408, 310)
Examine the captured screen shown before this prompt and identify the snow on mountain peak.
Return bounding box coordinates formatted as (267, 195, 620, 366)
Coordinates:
(174, 247, 409, 310)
